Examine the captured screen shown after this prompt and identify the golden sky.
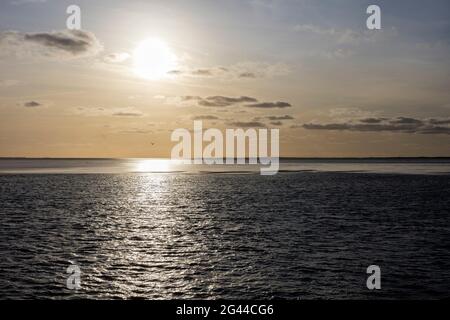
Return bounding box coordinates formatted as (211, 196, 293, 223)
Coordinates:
(0, 0, 449, 158)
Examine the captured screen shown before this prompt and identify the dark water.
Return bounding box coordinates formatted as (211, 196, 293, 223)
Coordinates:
(0, 172, 449, 299)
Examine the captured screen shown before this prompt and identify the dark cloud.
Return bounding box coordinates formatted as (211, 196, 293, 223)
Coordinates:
(359, 117, 387, 124)
(23, 30, 100, 55)
(23, 101, 41, 107)
(420, 126, 450, 135)
(302, 117, 450, 135)
(266, 115, 294, 120)
(199, 96, 258, 107)
(245, 101, 292, 109)
(429, 118, 450, 125)
(1, 30, 102, 58)
(229, 121, 266, 128)
(389, 117, 424, 125)
(170, 95, 292, 110)
(304, 122, 418, 132)
(191, 115, 219, 120)
(303, 123, 351, 130)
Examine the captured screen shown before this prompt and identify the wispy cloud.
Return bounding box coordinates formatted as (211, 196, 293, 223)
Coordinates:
(168, 62, 289, 79)
(198, 96, 257, 107)
(103, 52, 130, 63)
(0, 79, 20, 87)
(252, 115, 294, 125)
(293, 24, 396, 45)
(112, 111, 143, 117)
(301, 117, 450, 135)
(10, 0, 47, 5)
(75, 107, 143, 117)
(191, 115, 220, 120)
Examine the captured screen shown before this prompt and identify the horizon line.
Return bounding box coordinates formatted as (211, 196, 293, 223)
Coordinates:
(1, 156, 450, 160)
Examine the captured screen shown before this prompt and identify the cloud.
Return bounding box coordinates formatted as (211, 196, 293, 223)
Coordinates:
(164, 95, 292, 110)
(253, 115, 294, 125)
(112, 111, 143, 117)
(168, 62, 289, 79)
(75, 107, 143, 117)
(419, 126, 450, 135)
(322, 48, 355, 59)
(181, 95, 203, 101)
(229, 121, 266, 128)
(389, 117, 424, 125)
(251, 0, 277, 9)
(191, 115, 219, 120)
(293, 24, 396, 45)
(23, 101, 41, 107)
(0, 30, 102, 59)
(301, 117, 450, 135)
(294, 24, 336, 35)
(266, 115, 294, 120)
(191, 69, 214, 76)
(24, 30, 101, 55)
(11, 0, 46, 4)
(294, 25, 363, 44)
(329, 107, 376, 119)
(245, 101, 292, 109)
(199, 96, 258, 107)
(119, 129, 153, 134)
(168, 67, 226, 78)
(167, 70, 183, 76)
(0, 79, 20, 87)
(232, 61, 290, 79)
(359, 117, 388, 124)
(103, 52, 130, 63)
(429, 118, 450, 125)
(239, 72, 257, 78)
(270, 121, 283, 126)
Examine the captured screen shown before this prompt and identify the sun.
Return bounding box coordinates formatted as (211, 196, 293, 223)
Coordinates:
(133, 38, 177, 80)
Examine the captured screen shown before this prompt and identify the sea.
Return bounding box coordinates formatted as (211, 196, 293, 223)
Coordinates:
(0, 158, 449, 299)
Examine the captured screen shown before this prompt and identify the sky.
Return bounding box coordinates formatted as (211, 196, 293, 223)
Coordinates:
(0, 0, 449, 158)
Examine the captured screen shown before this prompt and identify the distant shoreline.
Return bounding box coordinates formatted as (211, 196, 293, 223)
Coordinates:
(1, 157, 450, 160)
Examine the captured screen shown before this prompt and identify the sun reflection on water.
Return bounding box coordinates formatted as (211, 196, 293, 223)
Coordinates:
(134, 159, 173, 172)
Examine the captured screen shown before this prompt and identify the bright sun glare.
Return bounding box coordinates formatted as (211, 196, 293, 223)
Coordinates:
(133, 38, 177, 80)
(135, 159, 171, 172)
